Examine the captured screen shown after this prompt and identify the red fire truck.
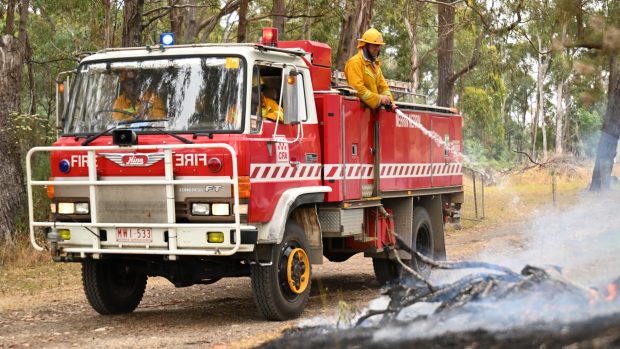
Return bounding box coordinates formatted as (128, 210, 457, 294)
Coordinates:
(27, 29, 463, 320)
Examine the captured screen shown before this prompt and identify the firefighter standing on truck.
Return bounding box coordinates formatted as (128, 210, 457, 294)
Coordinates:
(344, 28, 395, 110)
(113, 71, 166, 121)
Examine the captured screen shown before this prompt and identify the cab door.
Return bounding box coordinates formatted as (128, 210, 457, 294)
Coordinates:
(248, 64, 318, 222)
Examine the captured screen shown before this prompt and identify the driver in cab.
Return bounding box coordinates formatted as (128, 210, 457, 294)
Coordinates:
(251, 75, 284, 122)
(112, 71, 166, 121)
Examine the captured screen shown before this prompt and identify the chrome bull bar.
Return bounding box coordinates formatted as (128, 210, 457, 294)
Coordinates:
(26, 143, 243, 258)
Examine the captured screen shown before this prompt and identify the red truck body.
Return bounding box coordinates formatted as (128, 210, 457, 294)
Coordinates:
(28, 32, 464, 320)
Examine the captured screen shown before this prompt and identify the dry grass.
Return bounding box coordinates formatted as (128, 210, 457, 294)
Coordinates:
(0, 236, 49, 269)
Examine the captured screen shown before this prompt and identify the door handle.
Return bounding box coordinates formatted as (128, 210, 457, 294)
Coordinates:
(289, 161, 300, 166)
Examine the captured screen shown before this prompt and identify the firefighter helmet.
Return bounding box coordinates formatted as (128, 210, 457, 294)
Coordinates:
(357, 28, 385, 48)
(120, 70, 137, 82)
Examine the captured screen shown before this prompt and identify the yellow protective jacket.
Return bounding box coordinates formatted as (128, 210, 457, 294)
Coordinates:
(112, 91, 166, 121)
(344, 49, 394, 109)
(262, 95, 284, 122)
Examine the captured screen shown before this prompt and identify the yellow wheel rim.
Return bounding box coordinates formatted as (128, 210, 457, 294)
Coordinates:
(286, 248, 310, 294)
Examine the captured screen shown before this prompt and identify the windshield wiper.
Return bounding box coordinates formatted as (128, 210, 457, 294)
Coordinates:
(81, 119, 171, 146)
(138, 126, 193, 144)
(117, 118, 170, 126)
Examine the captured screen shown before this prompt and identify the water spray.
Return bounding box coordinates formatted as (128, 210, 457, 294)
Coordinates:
(393, 108, 464, 162)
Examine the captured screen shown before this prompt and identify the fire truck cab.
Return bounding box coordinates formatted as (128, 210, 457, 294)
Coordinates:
(27, 29, 463, 320)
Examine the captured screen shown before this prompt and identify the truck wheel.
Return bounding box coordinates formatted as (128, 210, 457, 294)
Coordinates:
(82, 259, 147, 314)
(372, 257, 399, 285)
(410, 206, 434, 278)
(251, 220, 311, 321)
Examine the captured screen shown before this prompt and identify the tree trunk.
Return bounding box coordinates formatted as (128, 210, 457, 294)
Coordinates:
(590, 54, 620, 190)
(302, 0, 311, 40)
(3, 0, 16, 35)
(334, 0, 374, 71)
(436, 0, 455, 107)
(403, 2, 419, 99)
(555, 80, 565, 155)
(102, 0, 113, 47)
(122, 0, 144, 47)
(272, 0, 286, 36)
(185, 0, 197, 43)
(237, 0, 249, 43)
(0, 0, 29, 240)
(169, 0, 185, 42)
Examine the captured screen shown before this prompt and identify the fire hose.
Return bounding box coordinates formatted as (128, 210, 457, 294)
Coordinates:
(377, 206, 522, 292)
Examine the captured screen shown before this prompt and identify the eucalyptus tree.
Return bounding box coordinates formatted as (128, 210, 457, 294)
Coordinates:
(553, 0, 620, 190)
(0, 0, 30, 240)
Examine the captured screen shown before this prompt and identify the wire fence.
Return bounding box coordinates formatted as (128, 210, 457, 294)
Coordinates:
(462, 167, 485, 221)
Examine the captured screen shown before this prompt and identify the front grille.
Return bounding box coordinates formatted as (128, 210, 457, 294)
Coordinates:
(96, 185, 168, 223)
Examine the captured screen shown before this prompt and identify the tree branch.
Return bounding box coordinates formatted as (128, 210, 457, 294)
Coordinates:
(416, 0, 464, 7)
(448, 33, 483, 84)
(465, 0, 526, 35)
(142, 2, 211, 17)
(197, 0, 240, 41)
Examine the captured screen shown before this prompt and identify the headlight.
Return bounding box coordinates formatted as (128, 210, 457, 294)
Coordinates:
(75, 203, 89, 214)
(192, 203, 211, 216)
(211, 203, 230, 216)
(58, 202, 75, 215)
(237, 204, 248, 215)
(57, 202, 89, 215)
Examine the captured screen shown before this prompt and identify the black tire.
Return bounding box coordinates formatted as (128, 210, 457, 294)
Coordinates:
(82, 259, 147, 315)
(372, 206, 435, 284)
(372, 257, 399, 285)
(251, 220, 311, 321)
(324, 251, 357, 263)
(409, 206, 434, 278)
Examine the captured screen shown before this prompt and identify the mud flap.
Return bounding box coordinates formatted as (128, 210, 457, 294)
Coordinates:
(292, 206, 323, 264)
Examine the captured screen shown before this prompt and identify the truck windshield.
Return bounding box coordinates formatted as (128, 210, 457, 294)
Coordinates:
(63, 56, 245, 134)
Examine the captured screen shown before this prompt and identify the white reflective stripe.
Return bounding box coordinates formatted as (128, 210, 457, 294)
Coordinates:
(250, 162, 462, 182)
(250, 163, 322, 183)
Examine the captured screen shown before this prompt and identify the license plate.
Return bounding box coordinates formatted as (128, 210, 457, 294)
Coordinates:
(116, 227, 153, 243)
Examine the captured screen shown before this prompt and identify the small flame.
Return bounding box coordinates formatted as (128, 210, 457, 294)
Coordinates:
(606, 283, 618, 301)
(588, 288, 600, 305)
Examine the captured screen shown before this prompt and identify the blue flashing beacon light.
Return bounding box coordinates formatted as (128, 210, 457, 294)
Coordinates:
(160, 33, 175, 46)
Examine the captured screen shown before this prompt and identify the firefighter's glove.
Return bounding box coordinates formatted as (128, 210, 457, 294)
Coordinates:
(385, 102, 398, 112)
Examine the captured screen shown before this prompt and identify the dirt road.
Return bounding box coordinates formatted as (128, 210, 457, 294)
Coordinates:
(0, 223, 514, 349)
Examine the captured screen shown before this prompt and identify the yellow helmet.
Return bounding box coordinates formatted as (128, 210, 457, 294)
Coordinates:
(357, 28, 385, 48)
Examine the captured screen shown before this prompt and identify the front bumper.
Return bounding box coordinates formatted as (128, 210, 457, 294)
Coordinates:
(48, 223, 257, 258)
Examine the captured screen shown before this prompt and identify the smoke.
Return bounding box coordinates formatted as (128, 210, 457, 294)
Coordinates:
(476, 190, 620, 285)
(363, 189, 620, 342)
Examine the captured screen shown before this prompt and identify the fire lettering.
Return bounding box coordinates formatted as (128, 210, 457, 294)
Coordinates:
(175, 153, 208, 167)
(70, 154, 88, 167)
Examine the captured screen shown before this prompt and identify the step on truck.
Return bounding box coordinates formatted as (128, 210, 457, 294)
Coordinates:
(27, 28, 464, 320)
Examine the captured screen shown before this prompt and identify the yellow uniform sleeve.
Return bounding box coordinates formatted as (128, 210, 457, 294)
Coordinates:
(376, 68, 394, 103)
(140, 91, 166, 119)
(344, 55, 381, 108)
(112, 95, 135, 121)
(262, 96, 284, 122)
